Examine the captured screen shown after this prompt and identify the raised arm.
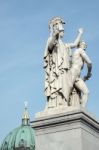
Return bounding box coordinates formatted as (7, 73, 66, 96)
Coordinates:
(68, 28, 84, 48)
(48, 30, 59, 53)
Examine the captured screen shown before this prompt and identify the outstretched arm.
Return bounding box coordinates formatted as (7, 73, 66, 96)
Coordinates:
(68, 28, 84, 48)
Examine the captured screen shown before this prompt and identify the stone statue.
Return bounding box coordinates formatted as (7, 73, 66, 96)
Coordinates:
(44, 17, 84, 108)
(69, 41, 92, 107)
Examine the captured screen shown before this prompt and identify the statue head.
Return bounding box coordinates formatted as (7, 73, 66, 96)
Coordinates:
(78, 41, 87, 50)
(49, 17, 65, 37)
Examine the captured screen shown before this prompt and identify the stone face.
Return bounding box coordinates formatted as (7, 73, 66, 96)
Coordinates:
(31, 108, 99, 150)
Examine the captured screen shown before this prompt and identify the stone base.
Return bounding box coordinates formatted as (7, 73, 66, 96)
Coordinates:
(35, 106, 82, 118)
(31, 108, 99, 150)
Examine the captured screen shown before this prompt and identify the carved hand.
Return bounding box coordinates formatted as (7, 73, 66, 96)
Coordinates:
(87, 72, 92, 78)
(78, 28, 84, 34)
(83, 73, 92, 81)
(83, 76, 89, 81)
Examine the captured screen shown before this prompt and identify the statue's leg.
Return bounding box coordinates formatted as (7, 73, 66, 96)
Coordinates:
(56, 92, 68, 107)
(74, 78, 89, 107)
(62, 70, 73, 105)
(69, 87, 81, 107)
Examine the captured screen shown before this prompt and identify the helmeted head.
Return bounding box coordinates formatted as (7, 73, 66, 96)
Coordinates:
(49, 17, 65, 37)
(78, 41, 87, 50)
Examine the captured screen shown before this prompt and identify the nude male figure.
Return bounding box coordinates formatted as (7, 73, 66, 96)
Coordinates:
(70, 41, 92, 107)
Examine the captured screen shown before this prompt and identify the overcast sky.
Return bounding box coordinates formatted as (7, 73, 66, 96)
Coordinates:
(0, 0, 99, 144)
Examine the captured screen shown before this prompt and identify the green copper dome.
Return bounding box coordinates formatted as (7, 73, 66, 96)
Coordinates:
(0, 103, 35, 150)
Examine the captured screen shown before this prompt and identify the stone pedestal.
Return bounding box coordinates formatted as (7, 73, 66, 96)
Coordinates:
(31, 108, 99, 150)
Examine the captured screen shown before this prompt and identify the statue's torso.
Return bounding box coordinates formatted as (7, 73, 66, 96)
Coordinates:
(72, 48, 84, 75)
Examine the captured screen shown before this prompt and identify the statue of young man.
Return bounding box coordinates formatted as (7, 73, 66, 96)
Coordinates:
(70, 41, 92, 107)
(44, 17, 83, 108)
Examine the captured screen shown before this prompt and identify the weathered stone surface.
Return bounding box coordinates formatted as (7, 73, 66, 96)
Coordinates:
(44, 17, 85, 109)
(35, 105, 81, 118)
(31, 108, 99, 150)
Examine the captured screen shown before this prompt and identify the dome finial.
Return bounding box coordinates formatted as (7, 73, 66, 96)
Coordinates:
(22, 101, 30, 125)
